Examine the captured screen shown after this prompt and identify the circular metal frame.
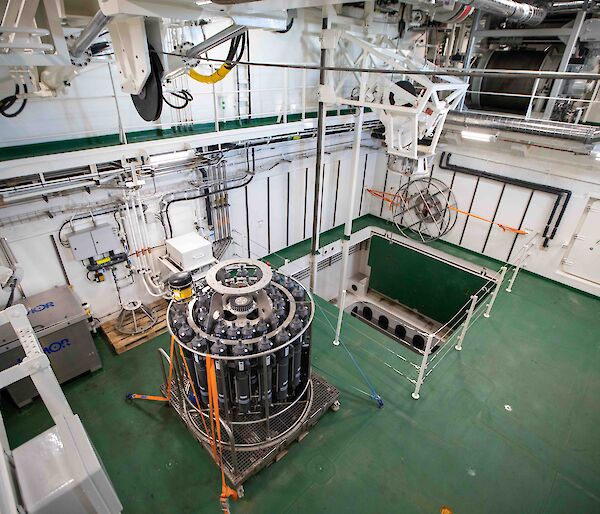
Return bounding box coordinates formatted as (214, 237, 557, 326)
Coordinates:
(167, 274, 315, 360)
(205, 258, 273, 296)
(184, 378, 314, 451)
(391, 177, 458, 243)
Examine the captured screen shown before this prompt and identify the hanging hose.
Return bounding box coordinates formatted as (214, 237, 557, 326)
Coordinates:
(0, 84, 28, 118)
(163, 89, 192, 109)
(188, 33, 246, 85)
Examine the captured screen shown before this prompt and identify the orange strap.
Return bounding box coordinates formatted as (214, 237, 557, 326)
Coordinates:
(166, 336, 175, 398)
(206, 355, 238, 513)
(127, 336, 176, 403)
(366, 188, 527, 235)
(448, 206, 527, 234)
(127, 394, 168, 402)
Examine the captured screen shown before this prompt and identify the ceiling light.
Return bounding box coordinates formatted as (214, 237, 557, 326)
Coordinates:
(148, 150, 195, 166)
(461, 130, 496, 142)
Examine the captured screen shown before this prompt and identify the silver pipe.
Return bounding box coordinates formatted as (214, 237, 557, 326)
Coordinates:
(549, 1, 600, 13)
(446, 110, 600, 144)
(461, 0, 547, 25)
(69, 10, 112, 59)
(186, 24, 247, 59)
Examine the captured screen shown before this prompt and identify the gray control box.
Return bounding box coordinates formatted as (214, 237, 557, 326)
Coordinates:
(67, 223, 121, 260)
(0, 286, 102, 406)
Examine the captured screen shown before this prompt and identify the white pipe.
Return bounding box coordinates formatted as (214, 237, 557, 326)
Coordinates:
(135, 191, 158, 276)
(333, 289, 346, 346)
(336, 68, 367, 309)
(123, 197, 142, 271)
(124, 195, 163, 297)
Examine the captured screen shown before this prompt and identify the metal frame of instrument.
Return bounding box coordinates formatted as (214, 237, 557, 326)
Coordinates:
(0, 304, 122, 514)
(318, 29, 468, 160)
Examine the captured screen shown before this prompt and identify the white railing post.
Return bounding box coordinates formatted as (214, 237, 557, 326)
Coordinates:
(455, 294, 478, 351)
(283, 67, 288, 123)
(333, 289, 346, 346)
(506, 252, 530, 293)
(412, 333, 434, 400)
(525, 78, 540, 119)
(301, 67, 306, 120)
(484, 266, 507, 318)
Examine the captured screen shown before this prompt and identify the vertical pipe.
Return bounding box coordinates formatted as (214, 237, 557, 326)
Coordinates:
(484, 266, 507, 318)
(583, 80, 600, 123)
(301, 67, 307, 120)
(283, 67, 288, 123)
(525, 78, 540, 119)
(459, 9, 481, 111)
(333, 289, 346, 346)
(335, 69, 367, 310)
(412, 333, 434, 400)
(543, 10, 586, 119)
(309, 13, 329, 294)
(455, 294, 478, 351)
(107, 63, 127, 145)
(50, 235, 71, 287)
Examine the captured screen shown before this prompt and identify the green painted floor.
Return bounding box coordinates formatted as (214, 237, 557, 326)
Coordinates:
(3, 235, 600, 513)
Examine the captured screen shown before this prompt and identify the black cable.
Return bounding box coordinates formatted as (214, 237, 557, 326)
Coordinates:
(233, 33, 246, 65)
(276, 17, 294, 34)
(164, 173, 254, 238)
(163, 89, 192, 109)
(223, 34, 243, 70)
(3, 278, 16, 309)
(58, 205, 122, 247)
(0, 84, 27, 118)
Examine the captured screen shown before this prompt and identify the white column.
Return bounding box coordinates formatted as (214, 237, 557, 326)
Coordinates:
(455, 294, 478, 351)
(484, 266, 507, 318)
(412, 333, 434, 400)
(333, 289, 346, 346)
(335, 68, 368, 308)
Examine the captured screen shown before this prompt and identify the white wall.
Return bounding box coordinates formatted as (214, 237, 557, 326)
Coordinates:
(370, 137, 600, 296)
(0, 128, 383, 318)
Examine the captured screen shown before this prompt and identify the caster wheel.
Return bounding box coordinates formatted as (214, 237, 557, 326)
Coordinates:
(330, 400, 341, 412)
(236, 486, 244, 499)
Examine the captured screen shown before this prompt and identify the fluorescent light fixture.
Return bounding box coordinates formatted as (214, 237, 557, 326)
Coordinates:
(148, 149, 194, 166)
(461, 130, 496, 142)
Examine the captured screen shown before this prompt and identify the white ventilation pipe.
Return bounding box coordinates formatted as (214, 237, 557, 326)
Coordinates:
(461, 0, 547, 25)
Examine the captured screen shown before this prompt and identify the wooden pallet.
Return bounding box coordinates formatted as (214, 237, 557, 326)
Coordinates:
(101, 299, 168, 355)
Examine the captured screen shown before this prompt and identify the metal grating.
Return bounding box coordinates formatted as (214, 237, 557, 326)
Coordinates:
(163, 374, 339, 487)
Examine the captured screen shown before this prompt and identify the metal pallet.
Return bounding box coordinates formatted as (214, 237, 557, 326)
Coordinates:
(164, 374, 339, 488)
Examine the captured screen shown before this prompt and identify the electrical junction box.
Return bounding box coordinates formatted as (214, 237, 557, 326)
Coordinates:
(67, 223, 121, 260)
(166, 232, 215, 272)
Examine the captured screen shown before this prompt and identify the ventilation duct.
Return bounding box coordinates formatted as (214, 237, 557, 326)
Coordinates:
(446, 111, 600, 144)
(460, 0, 547, 25)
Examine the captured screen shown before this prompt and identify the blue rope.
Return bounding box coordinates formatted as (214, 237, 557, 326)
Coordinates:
(315, 302, 384, 408)
(338, 337, 384, 408)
